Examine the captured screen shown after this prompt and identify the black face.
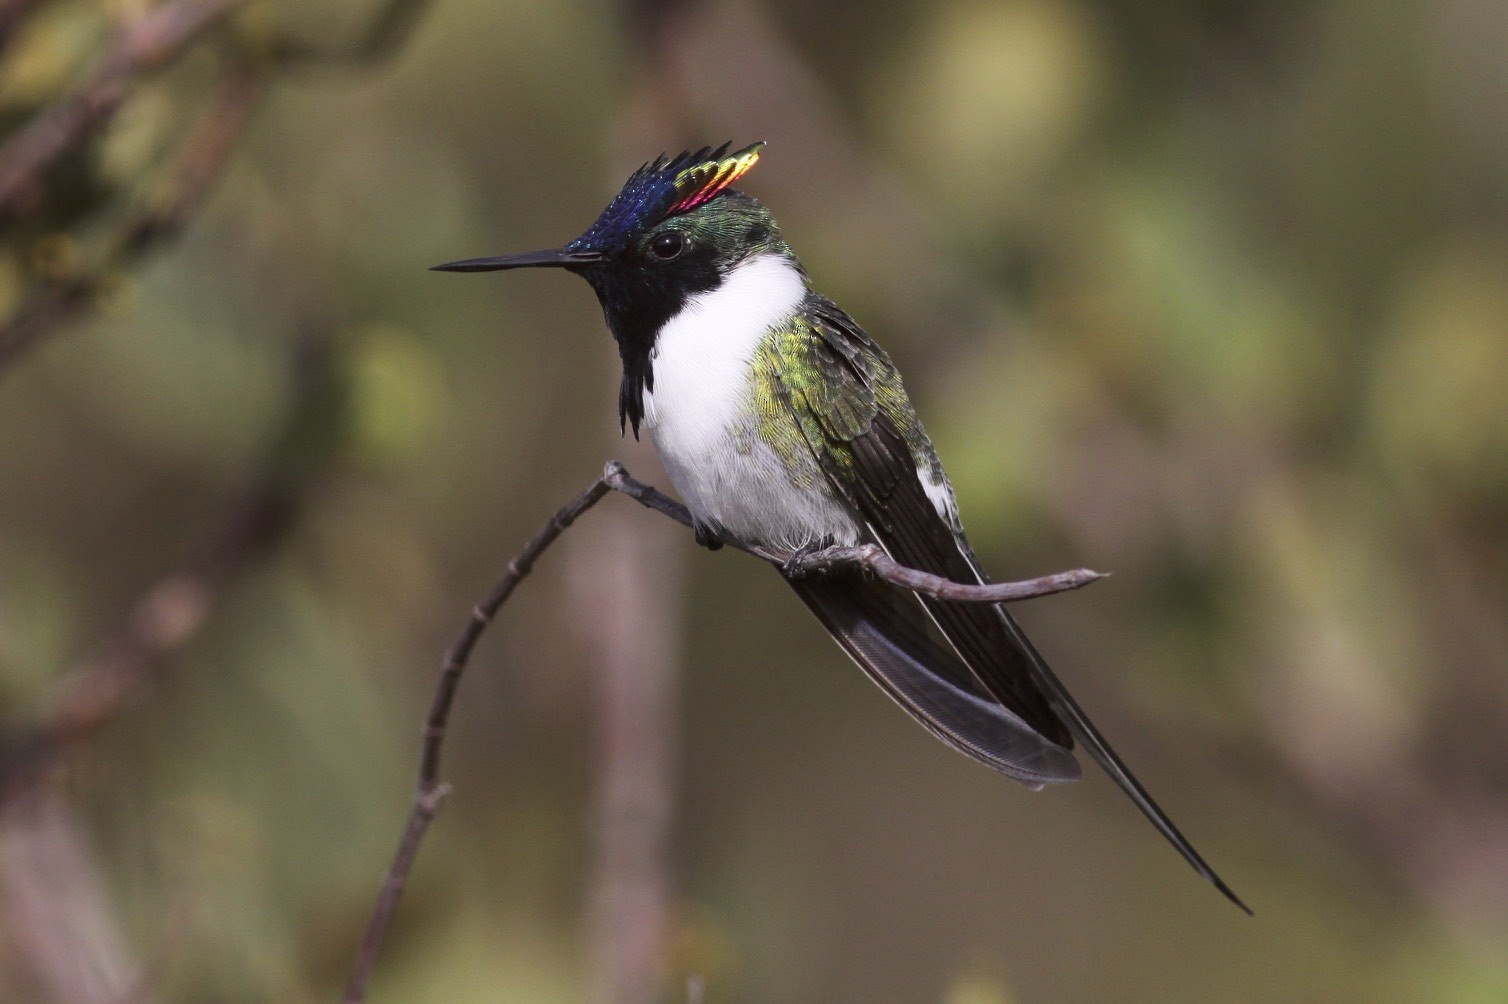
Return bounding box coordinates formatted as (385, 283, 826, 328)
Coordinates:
(575, 221, 728, 438)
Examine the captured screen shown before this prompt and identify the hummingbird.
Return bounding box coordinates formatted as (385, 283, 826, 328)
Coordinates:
(435, 142, 1249, 913)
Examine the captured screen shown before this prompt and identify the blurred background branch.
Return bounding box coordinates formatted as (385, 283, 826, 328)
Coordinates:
(0, 58, 261, 372)
(0, 327, 337, 800)
(0, 0, 247, 223)
(0, 0, 435, 374)
(0, 325, 340, 999)
(0, 2, 435, 1000)
(0, 786, 146, 1003)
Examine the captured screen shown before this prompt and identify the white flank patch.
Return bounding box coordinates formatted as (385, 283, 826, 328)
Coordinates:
(919, 465, 961, 526)
(643, 253, 859, 549)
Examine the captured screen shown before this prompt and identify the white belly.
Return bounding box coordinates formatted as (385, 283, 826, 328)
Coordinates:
(641, 254, 860, 551)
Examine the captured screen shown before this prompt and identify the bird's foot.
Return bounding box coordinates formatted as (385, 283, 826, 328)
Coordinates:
(692, 521, 724, 551)
(779, 540, 829, 579)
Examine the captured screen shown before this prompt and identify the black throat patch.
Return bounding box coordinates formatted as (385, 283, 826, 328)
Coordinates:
(581, 256, 723, 437)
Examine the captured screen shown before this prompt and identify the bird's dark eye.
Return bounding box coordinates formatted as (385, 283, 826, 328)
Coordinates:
(650, 231, 688, 260)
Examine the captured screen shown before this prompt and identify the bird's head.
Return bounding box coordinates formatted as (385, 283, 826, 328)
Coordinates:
(435, 140, 785, 291)
(434, 141, 794, 433)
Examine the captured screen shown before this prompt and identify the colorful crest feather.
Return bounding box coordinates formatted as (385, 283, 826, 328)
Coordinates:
(572, 141, 765, 250)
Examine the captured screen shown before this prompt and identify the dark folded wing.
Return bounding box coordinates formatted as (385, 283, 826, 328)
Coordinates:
(789, 572, 1080, 786)
(781, 297, 1070, 744)
(845, 410, 1072, 744)
(757, 301, 1079, 783)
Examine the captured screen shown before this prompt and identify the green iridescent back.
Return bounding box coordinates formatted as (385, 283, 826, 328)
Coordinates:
(750, 293, 959, 537)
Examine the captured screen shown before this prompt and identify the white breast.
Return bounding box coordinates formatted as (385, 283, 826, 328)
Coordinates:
(642, 253, 860, 550)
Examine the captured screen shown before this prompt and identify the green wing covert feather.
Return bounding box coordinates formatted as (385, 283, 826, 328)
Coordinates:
(750, 310, 868, 501)
(760, 294, 957, 537)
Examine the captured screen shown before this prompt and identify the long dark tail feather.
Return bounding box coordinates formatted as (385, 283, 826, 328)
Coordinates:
(994, 608, 1255, 915)
(911, 534, 1252, 913)
(787, 572, 1080, 787)
(840, 424, 1250, 912)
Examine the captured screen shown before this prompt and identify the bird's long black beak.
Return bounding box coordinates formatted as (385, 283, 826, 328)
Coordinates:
(430, 248, 603, 272)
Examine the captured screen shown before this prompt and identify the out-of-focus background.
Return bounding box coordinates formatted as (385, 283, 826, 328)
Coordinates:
(2, 1, 1506, 1001)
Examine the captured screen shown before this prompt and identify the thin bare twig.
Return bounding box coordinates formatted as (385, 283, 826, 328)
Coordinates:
(788, 544, 1106, 601)
(0, 0, 247, 222)
(0, 61, 264, 373)
(599, 461, 1107, 601)
(345, 460, 1106, 1000)
(343, 474, 616, 1003)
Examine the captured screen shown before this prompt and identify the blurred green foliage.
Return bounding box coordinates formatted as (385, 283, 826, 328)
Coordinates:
(1, 0, 1506, 1001)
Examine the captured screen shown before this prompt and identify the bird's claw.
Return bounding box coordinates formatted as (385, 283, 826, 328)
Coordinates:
(780, 541, 826, 579)
(692, 522, 724, 551)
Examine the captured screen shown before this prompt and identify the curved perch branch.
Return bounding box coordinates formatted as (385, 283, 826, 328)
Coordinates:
(598, 461, 1106, 600)
(343, 461, 1107, 1001)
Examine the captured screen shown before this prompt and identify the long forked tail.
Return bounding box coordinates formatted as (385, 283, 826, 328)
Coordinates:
(993, 606, 1254, 914)
(875, 530, 1252, 911)
(906, 538, 1252, 914)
